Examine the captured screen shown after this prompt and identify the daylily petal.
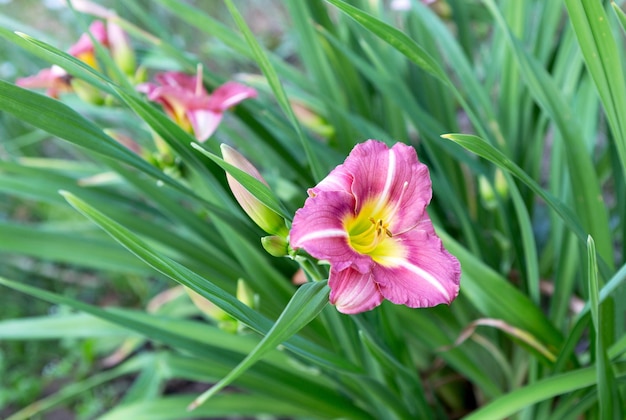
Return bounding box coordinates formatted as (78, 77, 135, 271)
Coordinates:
(207, 82, 258, 112)
(291, 190, 371, 273)
(308, 162, 352, 197)
(344, 140, 431, 232)
(329, 267, 384, 314)
(107, 20, 135, 75)
(68, 20, 108, 57)
(155, 71, 202, 94)
(373, 225, 461, 307)
(139, 71, 256, 140)
(16, 67, 71, 98)
(187, 109, 222, 142)
(137, 85, 194, 130)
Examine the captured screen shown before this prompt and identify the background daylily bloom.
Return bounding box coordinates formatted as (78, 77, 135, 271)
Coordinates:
(137, 69, 257, 142)
(290, 140, 460, 314)
(68, 20, 109, 69)
(16, 19, 135, 98)
(69, 19, 136, 76)
(16, 66, 71, 98)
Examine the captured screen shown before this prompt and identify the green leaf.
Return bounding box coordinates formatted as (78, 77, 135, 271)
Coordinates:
(588, 236, 622, 419)
(59, 190, 361, 374)
(0, 222, 152, 274)
(188, 281, 330, 410)
(324, 0, 446, 83)
(0, 313, 135, 339)
(0, 80, 194, 198)
(442, 133, 612, 278)
(223, 0, 326, 181)
(464, 366, 626, 420)
(566, 0, 626, 182)
(482, 0, 614, 267)
(100, 394, 315, 420)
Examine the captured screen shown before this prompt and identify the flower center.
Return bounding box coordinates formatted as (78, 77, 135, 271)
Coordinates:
(345, 198, 396, 256)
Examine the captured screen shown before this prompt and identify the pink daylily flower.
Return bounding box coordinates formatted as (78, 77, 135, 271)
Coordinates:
(68, 20, 109, 69)
(16, 19, 135, 97)
(68, 19, 135, 76)
(137, 69, 257, 142)
(290, 140, 460, 314)
(16, 66, 71, 98)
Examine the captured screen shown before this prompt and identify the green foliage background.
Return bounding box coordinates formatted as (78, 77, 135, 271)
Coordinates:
(1, 0, 625, 418)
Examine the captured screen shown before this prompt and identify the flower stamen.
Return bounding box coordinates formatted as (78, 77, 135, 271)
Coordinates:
(347, 215, 394, 255)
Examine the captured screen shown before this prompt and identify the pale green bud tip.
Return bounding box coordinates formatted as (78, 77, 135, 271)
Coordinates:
(261, 235, 289, 257)
(236, 279, 256, 308)
(184, 286, 232, 322)
(478, 175, 497, 210)
(221, 144, 288, 236)
(107, 20, 136, 76)
(494, 169, 509, 198)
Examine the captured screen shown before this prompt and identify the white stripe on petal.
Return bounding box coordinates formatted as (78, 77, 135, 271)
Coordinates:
(381, 256, 450, 301)
(372, 148, 396, 214)
(294, 229, 347, 245)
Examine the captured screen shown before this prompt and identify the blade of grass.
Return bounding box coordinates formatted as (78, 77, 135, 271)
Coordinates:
(6, 356, 147, 420)
(482, 0, 614, 268)
(587, 236, 623, 419)
(187, 281, 330, 410)
(464, 364, 626, 420)
(566, 0, 626, 182)
(223, 0, 325, 182)
(59, 190, 361, 374)
(442, 133, 612, 279)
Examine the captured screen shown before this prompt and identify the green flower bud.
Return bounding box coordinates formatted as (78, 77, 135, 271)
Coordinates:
(221, 144, 288, 236)
(261, 235, 289, 257)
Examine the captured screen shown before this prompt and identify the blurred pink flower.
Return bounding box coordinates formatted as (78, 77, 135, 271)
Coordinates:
(16, 66, 71, 98)
(290, 140, 460, 314)
(68, 20, 109, 68)
(68, 19, 135, 75)
(16, 19, 135, 97)
(137, 68, 257, 142)
(391, 0, 437, 11)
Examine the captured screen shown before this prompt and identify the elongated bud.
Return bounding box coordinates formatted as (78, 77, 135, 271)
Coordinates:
(71, 78, 105, 105)
(292, 100, 334, 139)
(493, 168, 509, 199)
(261, 235, 289, 257)
(221, 144, 288, 236)
(236, 279, 257, 309)
(185, 286, 237, 333)
(107, 20, 136, 77)
(478, 175, 497, 210)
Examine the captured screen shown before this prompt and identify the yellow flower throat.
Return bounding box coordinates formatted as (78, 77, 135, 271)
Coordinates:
(344, 198, 400, 260)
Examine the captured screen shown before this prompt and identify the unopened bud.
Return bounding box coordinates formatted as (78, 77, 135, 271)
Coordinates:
(494, 169, 509, 199)
(71, 79, 105, 105)
(185, 287, 237, 333)
(261, 235, 289, 257)
(478, 175, 497, 210)
(292, 101, 334, 139)
(221, 144, 288, 236)
(107, 20, 136, 77)
(236, 279, 257, 309)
